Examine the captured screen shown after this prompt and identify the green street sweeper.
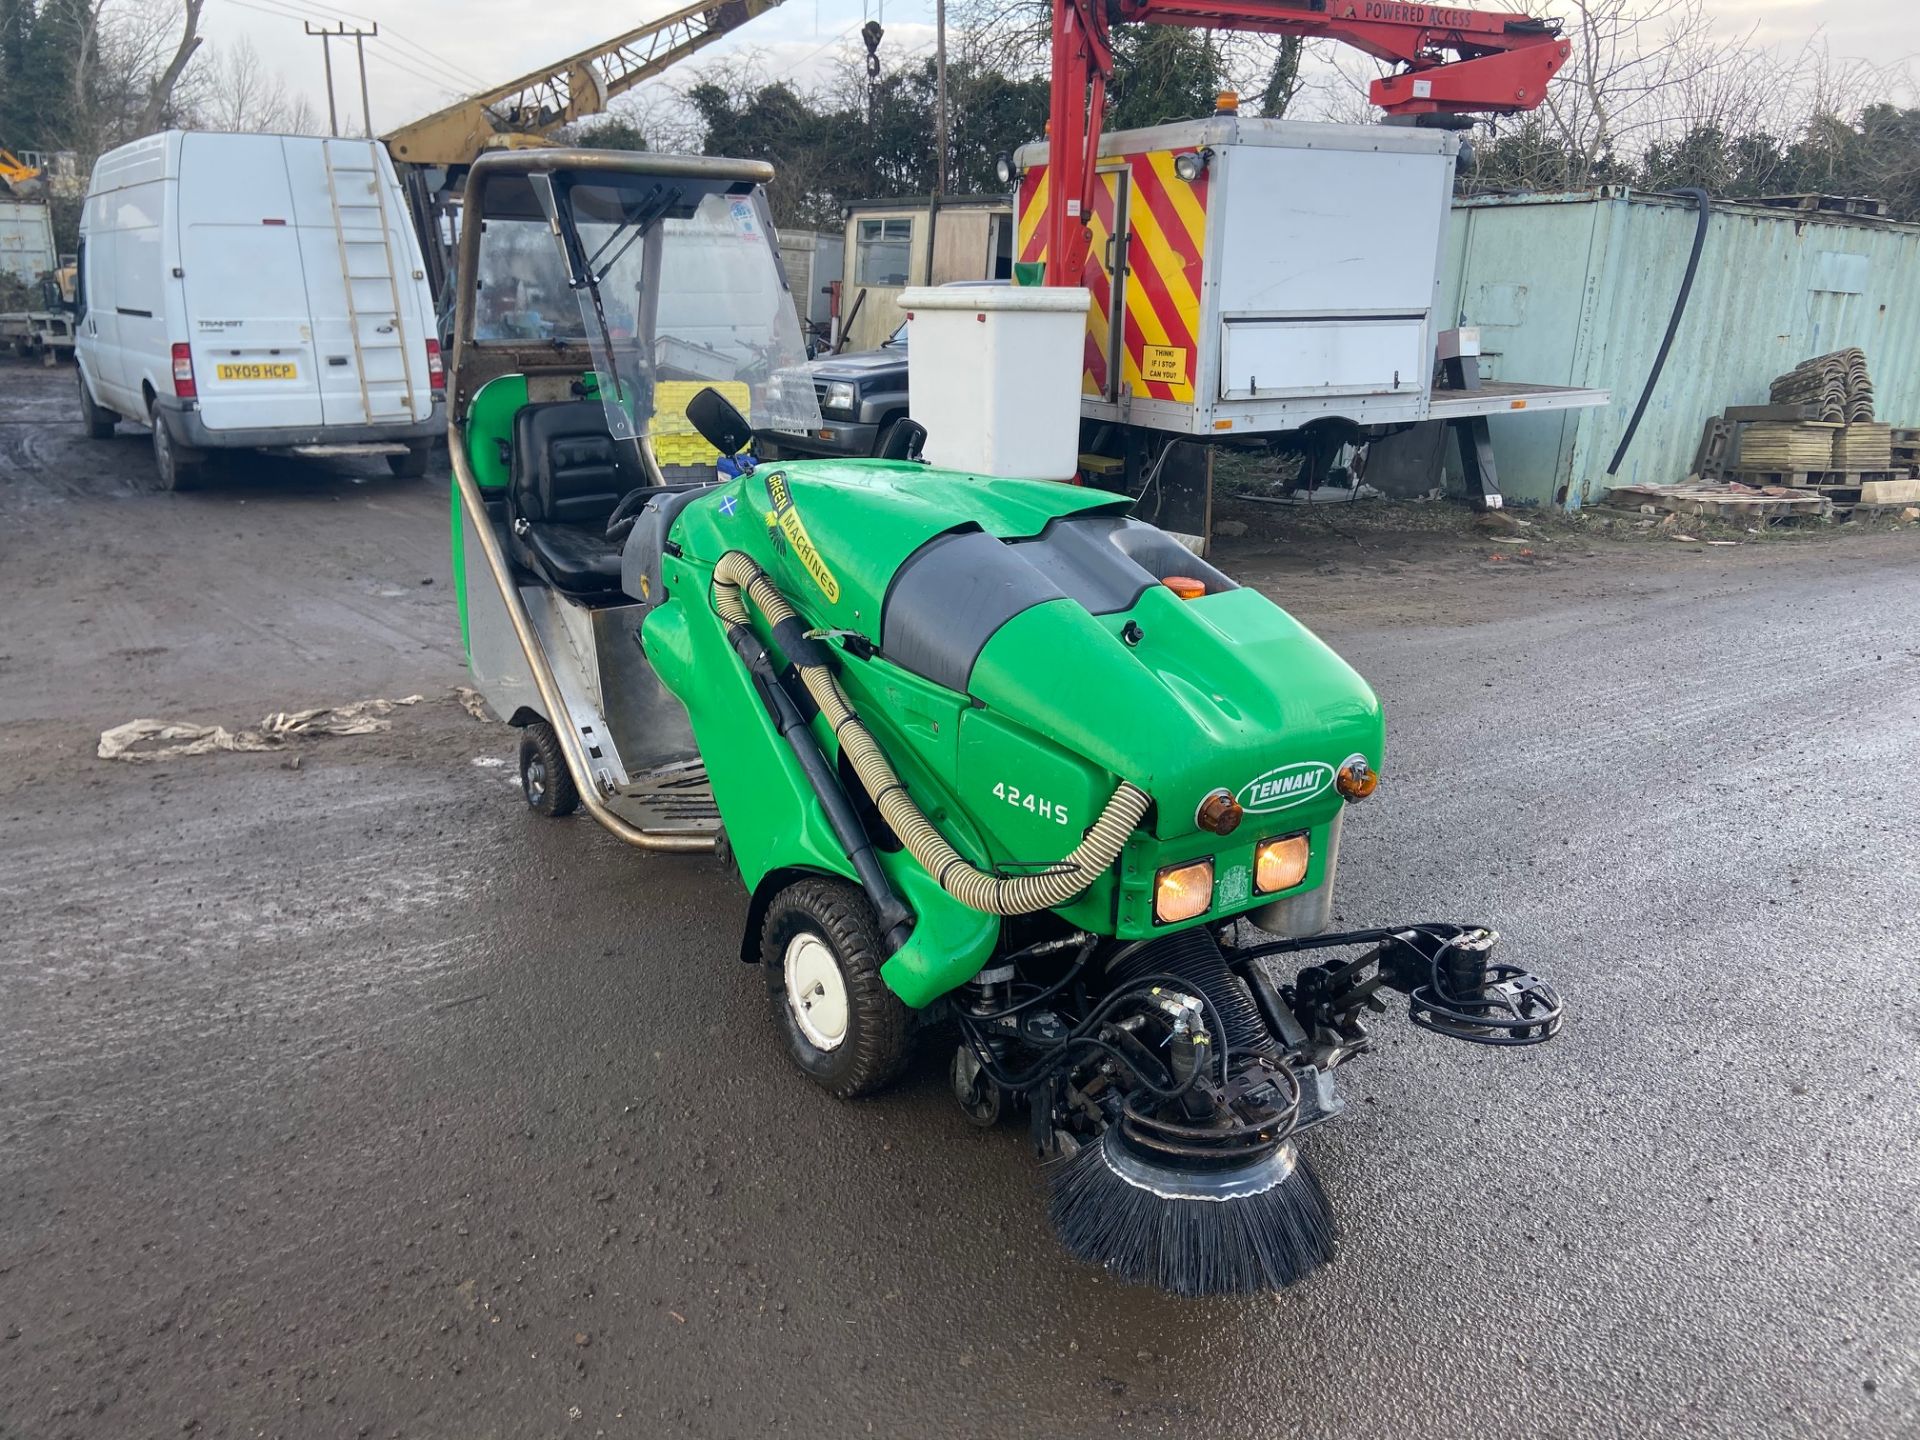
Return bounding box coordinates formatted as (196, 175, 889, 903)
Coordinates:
(444, 148, 1562, 1297)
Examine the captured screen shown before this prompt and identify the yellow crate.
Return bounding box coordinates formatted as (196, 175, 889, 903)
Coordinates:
(649, 380, 752, 465)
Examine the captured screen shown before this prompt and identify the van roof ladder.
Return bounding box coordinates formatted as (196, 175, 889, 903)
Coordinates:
(321, 140, 422, 425)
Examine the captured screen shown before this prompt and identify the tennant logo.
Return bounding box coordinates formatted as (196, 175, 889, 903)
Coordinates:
(1236, 761, 1333, 814)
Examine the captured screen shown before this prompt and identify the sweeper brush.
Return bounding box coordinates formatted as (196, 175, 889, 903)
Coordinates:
(444, 148, 1567, 1302)
(1049, 1131, 1336, 1297)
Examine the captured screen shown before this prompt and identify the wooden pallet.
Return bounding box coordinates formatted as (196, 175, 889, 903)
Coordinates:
(1756, 193, 1888, 217)
(1606, 482, 1831, 520)
(1725, 468, 1901, 489)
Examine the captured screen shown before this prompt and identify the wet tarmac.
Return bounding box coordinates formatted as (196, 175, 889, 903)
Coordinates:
(2, 359, 1917, 1437)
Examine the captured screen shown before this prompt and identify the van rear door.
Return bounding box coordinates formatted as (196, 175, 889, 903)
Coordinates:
(284, 138, 428, 429)
(176, 134, 323, 431)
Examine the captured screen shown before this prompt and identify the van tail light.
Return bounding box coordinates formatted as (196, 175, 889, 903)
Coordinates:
(170, 343, 196, 399)
(425, 338, 445, 392)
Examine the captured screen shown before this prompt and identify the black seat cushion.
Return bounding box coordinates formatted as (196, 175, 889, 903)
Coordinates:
(507, 401, 645, 594)
(521, 521, 625, 593)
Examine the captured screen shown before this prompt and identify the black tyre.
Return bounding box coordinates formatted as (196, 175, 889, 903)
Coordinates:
(149, 405, 201, 492)
(387, 442, 431, 478)
(79, 369, 118, 439)
(760, 878, 910, 1100)
(518, 720, 579, 818)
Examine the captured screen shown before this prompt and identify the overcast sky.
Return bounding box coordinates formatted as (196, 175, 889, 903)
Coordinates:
(211, 0, 1915, 139)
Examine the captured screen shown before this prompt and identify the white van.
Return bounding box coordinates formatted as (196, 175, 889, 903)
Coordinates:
(75, 130, 444, 489)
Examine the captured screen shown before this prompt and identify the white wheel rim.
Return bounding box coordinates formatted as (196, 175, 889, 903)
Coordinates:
(784, 932, 849, 1052)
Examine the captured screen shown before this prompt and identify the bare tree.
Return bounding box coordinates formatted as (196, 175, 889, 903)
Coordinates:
(193, 35, 318, 134)
(135, 0, 202, 137)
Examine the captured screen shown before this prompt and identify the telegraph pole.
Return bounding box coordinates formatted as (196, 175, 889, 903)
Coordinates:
(305, 22, 338, 136)
(304, 21, 379, 138)
(934, 0, 948, 195)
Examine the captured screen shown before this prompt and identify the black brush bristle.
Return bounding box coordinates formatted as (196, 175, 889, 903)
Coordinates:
(1047, 1131, 1337, 1297)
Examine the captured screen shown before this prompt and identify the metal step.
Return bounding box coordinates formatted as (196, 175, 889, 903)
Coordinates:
(612, 757, 721, 832)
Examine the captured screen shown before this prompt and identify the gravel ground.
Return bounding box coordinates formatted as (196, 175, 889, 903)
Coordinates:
(3, 357, 1917, 1439)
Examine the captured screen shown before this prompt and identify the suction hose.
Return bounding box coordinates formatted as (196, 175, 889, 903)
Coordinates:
(711, 551, 1150, 917)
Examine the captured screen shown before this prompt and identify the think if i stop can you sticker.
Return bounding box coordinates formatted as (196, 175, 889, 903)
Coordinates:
(1142, 345, 1188, 385)
(765, 471, 841, 604)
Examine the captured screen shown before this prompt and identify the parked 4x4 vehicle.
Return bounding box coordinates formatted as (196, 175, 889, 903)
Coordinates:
(764, 281, 1005, 460)
(765, 320, 910, 460)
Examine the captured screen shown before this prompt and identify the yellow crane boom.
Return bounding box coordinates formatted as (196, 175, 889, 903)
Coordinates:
(383, 0, 787, 169)
(1, 148, 46, 197)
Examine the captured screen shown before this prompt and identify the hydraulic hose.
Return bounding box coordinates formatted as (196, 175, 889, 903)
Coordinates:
(711, 551, 1150, 916)
(1606, 188, 1710, 477)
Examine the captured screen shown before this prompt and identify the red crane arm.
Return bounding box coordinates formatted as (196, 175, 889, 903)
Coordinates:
(1042, 0, 1570, 283)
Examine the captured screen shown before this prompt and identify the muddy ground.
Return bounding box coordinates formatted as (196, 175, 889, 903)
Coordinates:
(3, 356, 1918, 1439)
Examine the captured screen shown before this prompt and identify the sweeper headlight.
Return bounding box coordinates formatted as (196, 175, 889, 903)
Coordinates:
(1154, 858, 1214, 925)
(1254, 833, 1310, 894)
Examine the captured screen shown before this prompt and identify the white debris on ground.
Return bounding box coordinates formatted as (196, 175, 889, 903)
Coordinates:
(455, 686, 495, 723)
(97, 696, 426, 762)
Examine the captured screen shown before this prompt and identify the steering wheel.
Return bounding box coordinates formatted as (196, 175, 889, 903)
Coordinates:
(605, 485, 664, 543)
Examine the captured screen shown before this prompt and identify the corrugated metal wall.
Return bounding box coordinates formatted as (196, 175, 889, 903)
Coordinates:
(1437, 190, 1920, 508)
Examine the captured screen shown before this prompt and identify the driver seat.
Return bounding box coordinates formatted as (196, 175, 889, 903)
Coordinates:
(507, 402, 647, 594)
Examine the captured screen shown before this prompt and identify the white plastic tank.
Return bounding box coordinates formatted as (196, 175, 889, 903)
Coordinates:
(897, 284, 1091, 480)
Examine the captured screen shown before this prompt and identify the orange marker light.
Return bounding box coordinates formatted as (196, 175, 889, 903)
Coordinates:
(1194, 788, 1242, 836)
(1163, 575, 1207, 600)
(1336, 755, 1379, 800)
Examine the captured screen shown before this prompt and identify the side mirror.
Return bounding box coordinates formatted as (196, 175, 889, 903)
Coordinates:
(686, 387, 755, 458)
(878, 418, 926, 461)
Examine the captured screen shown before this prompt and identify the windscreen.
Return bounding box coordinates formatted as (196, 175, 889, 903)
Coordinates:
(545, 177, 822, 450)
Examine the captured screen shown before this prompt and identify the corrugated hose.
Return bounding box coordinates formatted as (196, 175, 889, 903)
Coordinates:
(711, 551, 1150, 916)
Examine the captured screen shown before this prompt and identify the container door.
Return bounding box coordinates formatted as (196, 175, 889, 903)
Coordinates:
(1082, 166, 1128, 402)
(1012, 163, 1133, 401)
(1117, 150, 1207, 406)
(177, 135, 323, 431)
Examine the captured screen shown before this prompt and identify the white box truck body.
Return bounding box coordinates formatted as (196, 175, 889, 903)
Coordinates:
(1013, 116, 1608, 437)
(76, 130, 444, 484)
(1, 198, 58, 284)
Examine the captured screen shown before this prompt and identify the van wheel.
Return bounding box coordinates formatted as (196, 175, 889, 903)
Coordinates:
(518, 721, 579, 818)
(760, 878, 910, 1100)
(387, 442, 431, 478)
(79, 371, 118, 439)
(150, 408, 202, 492)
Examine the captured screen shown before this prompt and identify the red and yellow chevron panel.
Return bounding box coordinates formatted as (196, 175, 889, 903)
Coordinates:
(1016, 148, 1209, 404)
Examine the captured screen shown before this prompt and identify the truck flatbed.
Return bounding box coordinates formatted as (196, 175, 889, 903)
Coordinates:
(1426, 380, 1611, 421)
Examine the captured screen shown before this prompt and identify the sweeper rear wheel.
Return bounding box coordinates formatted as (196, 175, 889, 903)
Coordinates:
(518, 721, 579, 818)
(761, 878, 909, 1100)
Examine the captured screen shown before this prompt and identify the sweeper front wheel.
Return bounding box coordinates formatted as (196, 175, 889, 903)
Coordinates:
(518, 721, 579, 818)
(761, 878, 909, 1100)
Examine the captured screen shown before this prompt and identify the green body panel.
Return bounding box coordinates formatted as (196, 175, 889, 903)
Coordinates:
(465, 374, 530, 491)
(642, 585, 853, 889)
(734, 460, 1130, 634)
(650, 458, 1384, 1005)
(652, 472, 1008, 1006)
